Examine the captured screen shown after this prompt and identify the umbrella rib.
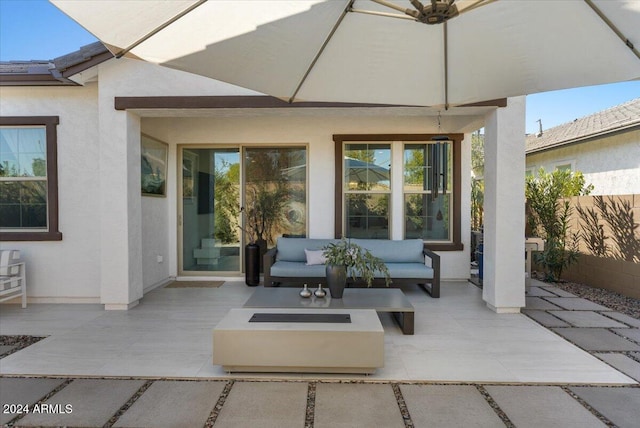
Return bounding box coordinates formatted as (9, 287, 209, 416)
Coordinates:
(584, 0, 640, 61)
(443, 22, 449, 110)
(114, 0, 208, 59)
(289, 0, 355, 103)
(350, 8, 417, 21)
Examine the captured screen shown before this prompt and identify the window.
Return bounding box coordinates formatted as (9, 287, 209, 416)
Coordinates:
(553, 161, 574, 172)
(334, 134, 462, 250)
(343, 143, 391, 239)
(404, 142, 452, 241)
(0, 117, 61, 241)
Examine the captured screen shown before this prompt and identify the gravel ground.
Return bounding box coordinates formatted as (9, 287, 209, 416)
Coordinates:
(0, 335, 46, 357)
(545, 280, 640, 319)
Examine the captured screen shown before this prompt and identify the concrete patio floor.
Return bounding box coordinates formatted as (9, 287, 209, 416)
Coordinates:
(3, 279, 640, 427)
(0, 280, 636, 384)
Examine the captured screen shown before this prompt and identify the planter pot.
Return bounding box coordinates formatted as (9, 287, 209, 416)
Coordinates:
(245, 243, 260, 286)
(326, 264, 347, 298)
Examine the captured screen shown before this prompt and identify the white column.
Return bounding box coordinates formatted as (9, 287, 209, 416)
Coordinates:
(390, 140, 404, 240)
(482, 96, 526, 313)
(98, 105, 144, 310)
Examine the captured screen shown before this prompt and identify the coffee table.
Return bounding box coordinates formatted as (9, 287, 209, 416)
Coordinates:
(244, 287, 415, 335)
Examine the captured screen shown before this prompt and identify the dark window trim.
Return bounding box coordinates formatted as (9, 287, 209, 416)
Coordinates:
(0, 116, 62, 241)
(333, 134, 463, 251)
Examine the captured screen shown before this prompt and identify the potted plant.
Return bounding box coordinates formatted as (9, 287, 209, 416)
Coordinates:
(239, 183, 291, 285)
(322, 238, 391, 298)
(239, 205, 261, 286)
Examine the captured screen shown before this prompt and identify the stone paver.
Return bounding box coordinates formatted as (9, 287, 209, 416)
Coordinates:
(545, 297, 610, 311)
(114, 380, 225, 428)
(485, 386, 605, 428)
(539, 286, 578, 297)
(551, 328, 640, 351)
(315, 383, 404, 428)
(522, 310, 570, 327)
(570, 386, 640, 428)
(595, 353, 640, 382)
(526, 287, 557, 297)
(549, 311, 629, 328)
(18, 379, 145, 427)
(0, 378, 66, 425)
(602, 312, 640, 328)
(612, 328, 640, 343)
(401, 384, 503, 427)
(525, 297, 562, 310)
(214, 381, 308, 428)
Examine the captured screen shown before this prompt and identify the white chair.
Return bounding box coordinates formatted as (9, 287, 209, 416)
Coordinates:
(0, 250, 26, 308)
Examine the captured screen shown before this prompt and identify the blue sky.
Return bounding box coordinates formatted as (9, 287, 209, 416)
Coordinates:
(2, 0, 638, 135)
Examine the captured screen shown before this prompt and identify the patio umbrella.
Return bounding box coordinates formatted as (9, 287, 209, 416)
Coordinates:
(52, 0, 640, 107)
(345, 157, 390, 186)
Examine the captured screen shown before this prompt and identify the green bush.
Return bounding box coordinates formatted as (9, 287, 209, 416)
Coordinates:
(525, 168, 592, 281)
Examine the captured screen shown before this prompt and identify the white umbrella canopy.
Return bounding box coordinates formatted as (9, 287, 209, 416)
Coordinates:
(52, 0, 640, 107)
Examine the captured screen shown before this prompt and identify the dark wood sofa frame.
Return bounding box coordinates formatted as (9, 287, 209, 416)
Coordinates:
(263, 245, 440, 298)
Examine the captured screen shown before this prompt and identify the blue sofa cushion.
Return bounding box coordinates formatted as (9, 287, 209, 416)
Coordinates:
(385, 263, 434, 279)
(350, 239, 424, 263)
(276, 238, 337, 262)
(271, 261, 326, 277)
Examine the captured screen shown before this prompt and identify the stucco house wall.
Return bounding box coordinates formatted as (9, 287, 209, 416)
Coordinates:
(0, 84, 102, 302)
(526, 129, 640, 195)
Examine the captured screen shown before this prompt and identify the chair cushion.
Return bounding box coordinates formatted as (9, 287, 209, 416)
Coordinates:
(276, 238, 337, 262)
(385, 263, 434, 279)
(0, 250, 21, 276)
(350, 239, 424, 263)
(270, 261, 326, 277)
(0, 276, 21, 291)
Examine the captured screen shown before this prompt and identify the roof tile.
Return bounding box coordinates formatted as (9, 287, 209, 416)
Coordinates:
(526, 98, 640, 153)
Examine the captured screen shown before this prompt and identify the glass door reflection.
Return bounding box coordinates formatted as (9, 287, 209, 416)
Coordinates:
(181, 148, 240, 273)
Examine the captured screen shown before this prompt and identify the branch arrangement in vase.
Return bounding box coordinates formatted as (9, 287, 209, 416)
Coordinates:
(322, 238, 391, 287)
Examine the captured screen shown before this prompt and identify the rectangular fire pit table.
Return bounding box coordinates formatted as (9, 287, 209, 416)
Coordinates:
(213, 308, 384, 374)
(244, 287, 415, 335)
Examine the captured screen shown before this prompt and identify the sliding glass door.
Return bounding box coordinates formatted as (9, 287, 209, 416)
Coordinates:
(180, 148, 240, 273)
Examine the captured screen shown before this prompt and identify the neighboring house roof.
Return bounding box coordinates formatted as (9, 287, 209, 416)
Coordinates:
(0, 42, 113, 86)
(525, 98, 640, 154)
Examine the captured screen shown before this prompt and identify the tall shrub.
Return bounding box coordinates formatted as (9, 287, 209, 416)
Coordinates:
(525, 168, 592, 281)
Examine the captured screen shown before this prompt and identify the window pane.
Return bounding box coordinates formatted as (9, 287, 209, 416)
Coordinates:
(344, 144, 390, 191)
(245, 147, 307, 246)
(345, 193, 389, 239)
(0, 181, 47, 228)
(0, 127, 47, 177)
(404, 142, 451, 192)
(405, 193, 450, 240)
(404, 144, 429, 191)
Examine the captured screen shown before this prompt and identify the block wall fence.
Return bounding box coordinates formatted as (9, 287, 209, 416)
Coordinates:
(560, 194, 640, 299)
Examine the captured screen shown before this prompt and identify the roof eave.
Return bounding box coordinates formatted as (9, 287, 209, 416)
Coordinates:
(0, 73, 79, 86)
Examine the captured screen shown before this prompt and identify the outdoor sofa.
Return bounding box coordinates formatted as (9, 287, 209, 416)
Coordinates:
(263, 237, 440, 297)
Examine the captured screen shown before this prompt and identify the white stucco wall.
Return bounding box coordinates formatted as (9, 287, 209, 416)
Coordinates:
(0, 84, 102, 302)
(526, 129, 640, 195)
